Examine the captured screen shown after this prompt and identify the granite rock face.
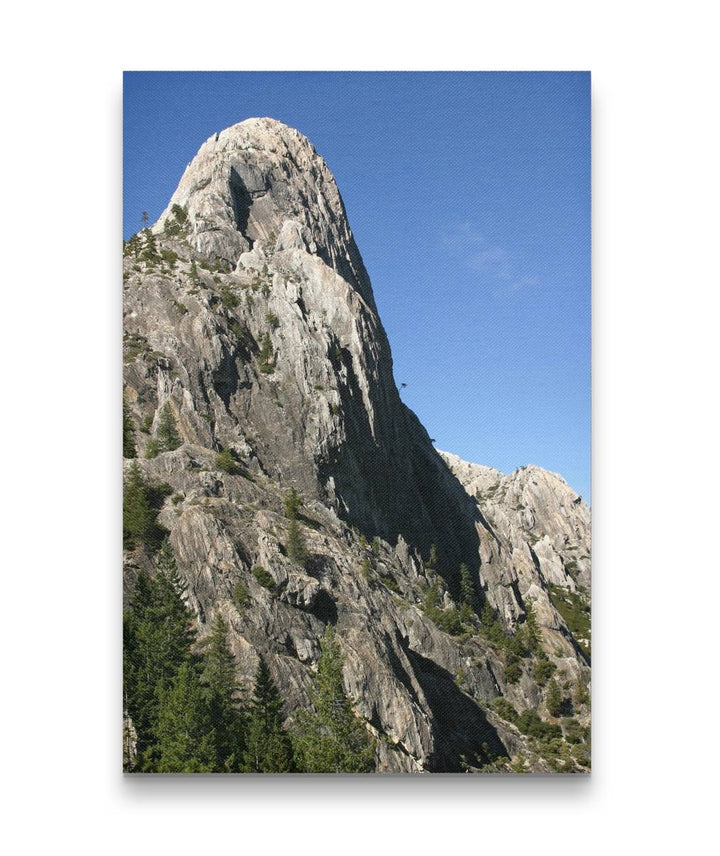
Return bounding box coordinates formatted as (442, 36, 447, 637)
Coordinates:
(124, 118, 591, 772)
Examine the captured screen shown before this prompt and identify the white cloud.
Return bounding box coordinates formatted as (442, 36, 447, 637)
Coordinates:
(443, 221, 537, 295)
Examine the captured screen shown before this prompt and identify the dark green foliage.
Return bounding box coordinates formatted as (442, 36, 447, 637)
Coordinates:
(562, 718, 588, 745)
(123, 396, 136, 458)
(516, 710, 562, 741)
(360, 558, 373, 580)
(164, 204, 189, 236)
(265, 311, 279, 329)
(547, 583, 591, 659)
(252, 565, 276, 591)
(144, 438, 159, 459)
(171, 203, 188, 225)
(233, 581, 250, 608)
(153, 662, 217, 772)
(423, 586, 464, 636)
(124, 546, 250, 772)
(573, 680, 590, 708)
(202, 614, 245, 770)
(504, 660, 522, 684)
(480, 601, 527, 657)
(229, 319, 252, 347)
(244, 657, 294, 772)
(379, 574, 400, 594)
(491, 697, 519, 724)
(459, 563, 478, 613)
(286, 518, 308, 568)
(123, 461, 165, 550)
(522, 598, 542, 654)
(284, 487, 302, 519)
(533, 656, 557, 686)
(426, 543, 438, 572)
(219, 285, 239, 309)
(140, 413, 153, 434)
(123, 540, 197, 767)
(546, 679, 563, 717)
(160, 248, 178, 267)
(124, 233, 141, 259)
(216, 447, 240, 474)
(157, 402, 181, 452)
(292, 626, 375, 773)
(259, 332, 274, 372)
(140, 228, 159, 262)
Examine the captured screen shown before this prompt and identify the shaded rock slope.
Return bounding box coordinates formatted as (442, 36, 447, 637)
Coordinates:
(123, 118, 591, 773)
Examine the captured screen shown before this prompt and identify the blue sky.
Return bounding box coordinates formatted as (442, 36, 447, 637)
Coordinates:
(124, 72, 590, 499)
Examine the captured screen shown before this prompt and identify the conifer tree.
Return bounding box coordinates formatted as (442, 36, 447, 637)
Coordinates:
(141, 227, 159, 262)
(459, 563, 478, 614)
(292, 625, 375, 773)
(284, 487, 302, 519)
(573, 680, 590, 709)
(157, 401, 181, 451)
(286, 517, 308, 568)
(546, 678, 563, 718)
(202, 614, 244, 770)
(153, 661, 217, 772)
(259, 332, 273, 370)
(244, 657, 294, 773)
(123, 540, 196, 767)
(123, 461, 159, 549)
(522, 598, 542, 654)
(123, 395, 136, 459)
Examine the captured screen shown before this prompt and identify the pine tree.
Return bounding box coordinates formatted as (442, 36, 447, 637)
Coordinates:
(215, 447, 239, 474)
(157, 401, 181, 451)
(123, 540, 197, 767)
(244, 657, 294, 772)
(153, 661, 217, 772)
(459, 563, 478, 613)
(259, 332, 273, 371)
(140, 227, 159, 262)
(284, 487, 302, 519)
(123, 461, 159, 549)
(573, 680, 590, 709)
(202, 614, 245, 770)
(523, 598, 542, 654)
(546, 678, 563, 717)
(286, 517, 308, 568)
(292, 625, 375, 773)
(123, 395, 136, 459)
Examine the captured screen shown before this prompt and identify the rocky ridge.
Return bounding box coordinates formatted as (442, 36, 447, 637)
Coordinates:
(123, 118, 591, 773)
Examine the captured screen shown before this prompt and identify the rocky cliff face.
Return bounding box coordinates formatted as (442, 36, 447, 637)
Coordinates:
(123, 118, 591, 773)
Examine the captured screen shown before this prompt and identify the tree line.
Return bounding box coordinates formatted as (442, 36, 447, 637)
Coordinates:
(123, 539, 375, 773)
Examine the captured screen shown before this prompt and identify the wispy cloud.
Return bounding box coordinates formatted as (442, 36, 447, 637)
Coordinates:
(443, 222, 537, 296)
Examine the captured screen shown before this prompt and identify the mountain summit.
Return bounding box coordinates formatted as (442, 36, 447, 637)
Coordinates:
(123, 119, 591, 773)
(156, 117, 375, 305)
